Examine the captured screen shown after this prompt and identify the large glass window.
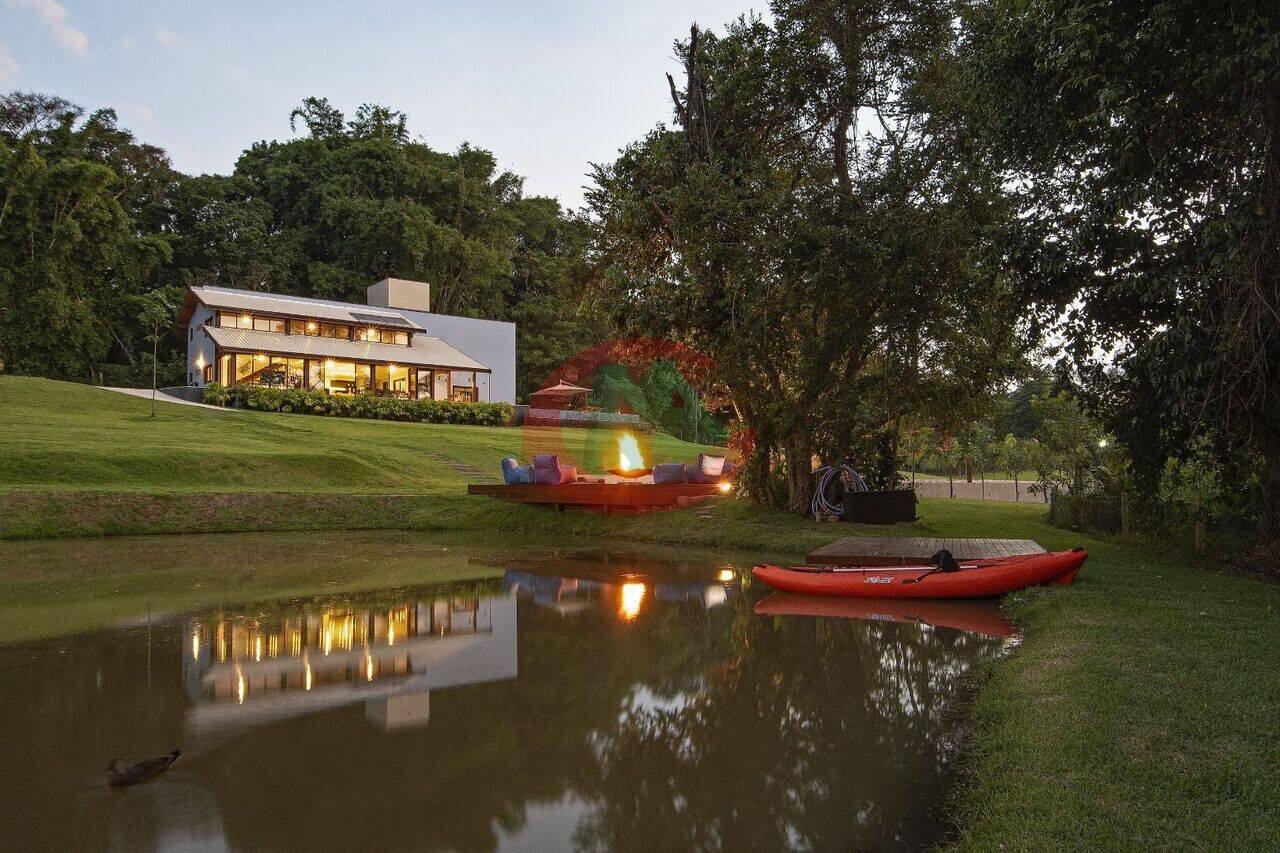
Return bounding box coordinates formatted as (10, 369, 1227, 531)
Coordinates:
(268, 357, 304, 388)
(450, 371, 477, 403)
(381, 329, 409, 345)
(415, 369, 434, 400)
(218, 354, 231, 385)
(307, 360, 325, 391)
(294, 319, 321, 336)
(220, 311, 254, 329)
(235, 353, 256, 384)
(253, 316, 286, 334)
(355, 327, 410, 345)
(354, 363, 372, 394)
(323, 360, 359, 395)
(374, 363, 410, 397)
(319, 323, 351, 340)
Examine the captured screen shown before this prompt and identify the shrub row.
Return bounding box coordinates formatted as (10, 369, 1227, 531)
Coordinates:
(202, 383, 514, 426)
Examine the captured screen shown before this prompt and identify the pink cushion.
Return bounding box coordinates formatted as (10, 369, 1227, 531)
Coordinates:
(558, 464, 577, 484)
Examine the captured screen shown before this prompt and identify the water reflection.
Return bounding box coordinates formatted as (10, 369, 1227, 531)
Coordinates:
(183, 586, 517, 736)
(0, 546, 1008, 851)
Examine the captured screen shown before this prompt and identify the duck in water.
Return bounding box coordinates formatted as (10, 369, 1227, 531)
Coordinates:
(107, 750, 181, 786)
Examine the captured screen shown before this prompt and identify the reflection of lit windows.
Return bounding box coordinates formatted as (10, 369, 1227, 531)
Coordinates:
(619, 583, 646, 621)
(191, 628, 200, 661)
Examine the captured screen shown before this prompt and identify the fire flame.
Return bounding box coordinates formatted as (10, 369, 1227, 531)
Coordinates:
(619, 582, 646, 621)
(617, 431, 644, 471)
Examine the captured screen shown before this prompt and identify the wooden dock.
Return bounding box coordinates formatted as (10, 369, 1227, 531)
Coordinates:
(467, 482, 725, 513)
(806, 536, 1045, 567)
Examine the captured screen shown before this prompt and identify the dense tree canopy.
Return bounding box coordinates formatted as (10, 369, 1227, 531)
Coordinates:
(0, 93, 172, 379)
(588, 3, 1024, 510)
(961, 0, 1280, 528)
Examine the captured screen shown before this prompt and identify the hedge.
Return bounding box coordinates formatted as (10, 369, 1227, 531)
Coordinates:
(202, 383, 514, 427)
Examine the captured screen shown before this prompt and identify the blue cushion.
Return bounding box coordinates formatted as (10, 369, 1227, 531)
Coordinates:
(653, 463, 688, 485)
(501, 458, 532, 485)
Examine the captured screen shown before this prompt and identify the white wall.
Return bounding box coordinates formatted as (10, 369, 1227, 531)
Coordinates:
(186, 304, 216, 387)
(399, 310, 517, 404)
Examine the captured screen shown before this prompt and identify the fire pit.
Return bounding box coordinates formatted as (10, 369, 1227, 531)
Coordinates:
(607, 467, 653, 479)
(606, 431, 650, 480)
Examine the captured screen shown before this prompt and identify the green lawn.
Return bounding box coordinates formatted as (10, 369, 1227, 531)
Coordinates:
(0, 375, 1277, 847)
(0, 376, 725, 494)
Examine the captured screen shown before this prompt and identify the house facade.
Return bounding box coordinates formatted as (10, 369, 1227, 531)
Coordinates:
(179, 278, 515, 403)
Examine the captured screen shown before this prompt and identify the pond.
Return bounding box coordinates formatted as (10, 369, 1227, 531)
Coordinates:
(0, 533, 1013, 851)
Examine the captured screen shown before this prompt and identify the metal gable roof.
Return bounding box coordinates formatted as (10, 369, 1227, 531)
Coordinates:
(204, 327, 489, 372)
(187, 286, 426, 331)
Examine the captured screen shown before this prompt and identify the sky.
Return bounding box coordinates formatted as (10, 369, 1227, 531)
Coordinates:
(0, 0, 761, 209)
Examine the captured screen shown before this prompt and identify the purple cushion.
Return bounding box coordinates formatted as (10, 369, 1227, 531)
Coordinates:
(533, 465, 562, 485)
(653, 463, 688, 485)
(532, 454, 559, 470)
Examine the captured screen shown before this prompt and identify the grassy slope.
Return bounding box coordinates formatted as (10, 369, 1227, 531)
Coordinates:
(0, 376, 724, 494)
(1, 376, 1277, 846)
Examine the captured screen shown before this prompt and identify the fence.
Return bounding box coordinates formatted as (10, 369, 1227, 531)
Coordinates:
(911, 478, 1045, 503)
(1048, 490, 1261, 561)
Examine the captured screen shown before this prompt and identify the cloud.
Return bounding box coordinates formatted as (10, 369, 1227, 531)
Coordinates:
(120, 37, 135, 52)
(0, 43, 17, 85)
(6, 0, 88, 56)
(155, 27, 181, 47)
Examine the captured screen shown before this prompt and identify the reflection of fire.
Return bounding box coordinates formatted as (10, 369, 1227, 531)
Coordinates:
(617, 432, 644, 471)
(619, 583, 646, 621)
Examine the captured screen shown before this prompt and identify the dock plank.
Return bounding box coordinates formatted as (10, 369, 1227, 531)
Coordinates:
(806, 536, 1045, 566)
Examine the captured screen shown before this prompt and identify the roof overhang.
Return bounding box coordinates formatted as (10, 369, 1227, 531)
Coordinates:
(205, 326, 489, 372)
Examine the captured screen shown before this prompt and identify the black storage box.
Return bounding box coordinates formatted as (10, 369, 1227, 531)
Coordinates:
(841, 489, 918, 524)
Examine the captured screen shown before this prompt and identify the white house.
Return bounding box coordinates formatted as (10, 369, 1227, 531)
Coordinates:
(178, 278, 516, 403)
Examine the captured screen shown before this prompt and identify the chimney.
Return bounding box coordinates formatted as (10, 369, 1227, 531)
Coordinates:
(367, 278, 430, 313)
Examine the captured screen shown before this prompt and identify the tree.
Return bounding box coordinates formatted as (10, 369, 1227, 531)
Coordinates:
(1029, 392, 1104, 500)
(901, 427, 934, 486)
(938, 435, 966, 499)
(962, 0, 1280, 539)
(0, 94, 170, 380)
(134, 292, 173, 416)
(589, 5, 1022, 512)
(970, 422, 997, 499)
(1000, 434, 1035, 502)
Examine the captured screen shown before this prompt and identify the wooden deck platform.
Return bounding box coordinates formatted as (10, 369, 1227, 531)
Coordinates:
(806, 536, 1046, 567)
(467, 482, 725, 513)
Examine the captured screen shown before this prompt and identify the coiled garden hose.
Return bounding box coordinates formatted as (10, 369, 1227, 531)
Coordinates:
(811, 464, 868, 518)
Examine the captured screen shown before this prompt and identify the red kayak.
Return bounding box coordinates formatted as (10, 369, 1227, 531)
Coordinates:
(751, 548, 1086, 599)
(753, 593, 1016, 637)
